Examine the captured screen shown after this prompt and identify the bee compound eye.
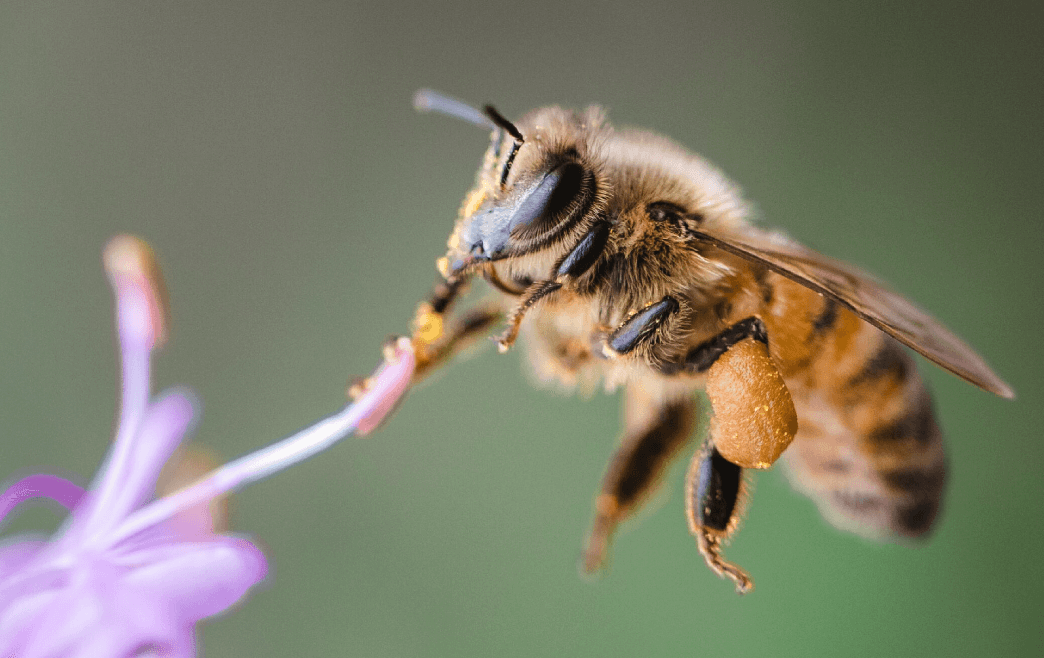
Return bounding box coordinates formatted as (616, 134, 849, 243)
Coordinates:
(509, 163, 585, 240)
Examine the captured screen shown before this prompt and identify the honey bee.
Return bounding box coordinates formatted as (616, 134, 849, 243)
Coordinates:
(403, 89, 1014, 593)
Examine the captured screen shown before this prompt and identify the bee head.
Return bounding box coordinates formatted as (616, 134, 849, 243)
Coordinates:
(414, 90, 599, 278)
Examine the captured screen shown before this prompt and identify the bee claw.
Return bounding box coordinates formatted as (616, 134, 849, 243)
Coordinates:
(495, 335, 513, 353)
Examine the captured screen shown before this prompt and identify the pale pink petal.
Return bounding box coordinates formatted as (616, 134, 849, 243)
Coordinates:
(98, 391, 197, 534)
(122, 537, 267, 621)
(8, 571, 106, 658)
(0, 587, 59, 657)
(0, 475, 85, 522)
(9, 557, 196, 658)
(0, 539, 47, 577)
(69, 391, 195, 548)
(0, 552, 64, 611)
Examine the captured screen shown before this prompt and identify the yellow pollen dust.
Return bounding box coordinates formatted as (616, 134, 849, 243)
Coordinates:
(413, 307, 444, 346)
(462, 187, 487, 218)
(436, 257, 450, 278)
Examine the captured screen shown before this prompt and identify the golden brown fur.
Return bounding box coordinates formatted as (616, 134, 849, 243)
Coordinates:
(407, 98, 1009, 592)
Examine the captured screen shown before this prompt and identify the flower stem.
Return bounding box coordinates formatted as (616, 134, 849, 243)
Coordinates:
(106, 340, 415, 548)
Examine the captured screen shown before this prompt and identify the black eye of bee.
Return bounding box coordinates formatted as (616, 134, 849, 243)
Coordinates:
(510, 162, 586, 240)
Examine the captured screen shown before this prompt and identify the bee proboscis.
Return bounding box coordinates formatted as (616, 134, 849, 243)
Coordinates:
(402, 89, 1014, 593)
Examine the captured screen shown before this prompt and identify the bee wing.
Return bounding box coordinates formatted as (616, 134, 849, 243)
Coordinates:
(691, 227, 1014, 399)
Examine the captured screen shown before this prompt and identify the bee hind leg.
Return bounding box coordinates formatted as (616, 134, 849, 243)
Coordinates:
(582, 385, 696, 574)
(663, 317, 798, 470)
(686, 444, 754, 594)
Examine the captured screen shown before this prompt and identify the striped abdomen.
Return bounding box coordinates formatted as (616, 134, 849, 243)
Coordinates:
(761, 274, 946, 538)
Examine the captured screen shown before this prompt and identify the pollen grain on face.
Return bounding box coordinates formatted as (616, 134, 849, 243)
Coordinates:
(462, 187, 487, 218)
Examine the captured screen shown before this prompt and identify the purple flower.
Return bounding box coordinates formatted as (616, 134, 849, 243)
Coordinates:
(0, 236, 416, 657)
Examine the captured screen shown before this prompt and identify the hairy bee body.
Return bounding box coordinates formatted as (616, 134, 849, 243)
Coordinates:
(407, 93, 1009, 592)
(519, 245, 944, 538)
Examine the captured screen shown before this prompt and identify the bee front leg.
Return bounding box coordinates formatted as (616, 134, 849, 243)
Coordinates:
(412, 305, 503, 380)
(582, 385, 697, 574)
(495, 280, 561, 352)
(409, 275, 503, 381)
(497, 220, 613, 353)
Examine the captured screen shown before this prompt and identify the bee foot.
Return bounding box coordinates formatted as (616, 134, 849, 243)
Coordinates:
(697, 533, 753, 595)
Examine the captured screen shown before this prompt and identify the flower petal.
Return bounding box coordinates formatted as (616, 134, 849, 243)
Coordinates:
(6, 561, 180, 658)
(0, 539, 47, 578)
(102, 391, 197, 533)
(0, 543, 65, 610)
(2, 562, 111, 658)
(0, 475, 85, 523)
(69, 390, 196, 549)
(122, 536, 267, 621)
(0, 586, 60, 657)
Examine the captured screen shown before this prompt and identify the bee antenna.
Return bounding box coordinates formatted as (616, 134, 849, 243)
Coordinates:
(483, 104, 525, 188)
(482, 105, 524, 143)
(413, 88, 493, 130)
(412, 90, 524, 189)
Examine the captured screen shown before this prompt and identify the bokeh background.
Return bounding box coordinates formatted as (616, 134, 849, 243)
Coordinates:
(1, 1, 1041, 656)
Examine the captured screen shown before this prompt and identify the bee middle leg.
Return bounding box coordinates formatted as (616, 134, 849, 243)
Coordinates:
(602, 295, 680, 356)
(582, 383, 697, 574)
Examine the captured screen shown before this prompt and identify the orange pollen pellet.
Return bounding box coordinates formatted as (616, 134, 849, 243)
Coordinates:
(705, 338, 798, 469)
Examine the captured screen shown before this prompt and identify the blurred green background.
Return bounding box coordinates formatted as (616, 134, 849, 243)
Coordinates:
(1, 1, 1041, 656)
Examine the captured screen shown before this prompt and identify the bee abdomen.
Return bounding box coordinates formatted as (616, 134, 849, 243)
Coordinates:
(783, 302, 948, 540)
(862, 381, 947, 537)
(881, 463, 947, 535)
